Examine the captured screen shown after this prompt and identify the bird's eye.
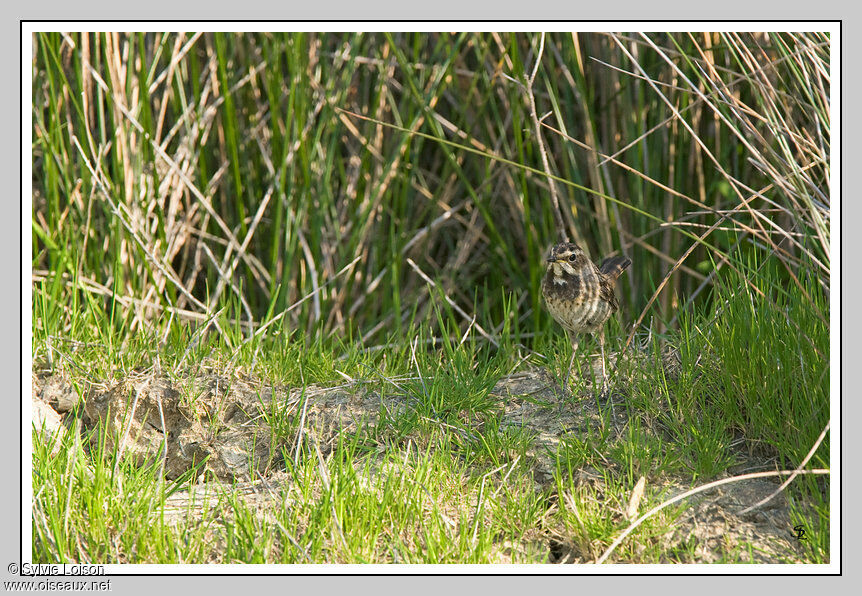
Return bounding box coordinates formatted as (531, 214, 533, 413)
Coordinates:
(568, 254, 577, 262)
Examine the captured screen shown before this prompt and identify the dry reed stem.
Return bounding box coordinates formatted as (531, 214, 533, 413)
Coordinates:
(525, 33, 567, 242)
(595, 468, 830, 564)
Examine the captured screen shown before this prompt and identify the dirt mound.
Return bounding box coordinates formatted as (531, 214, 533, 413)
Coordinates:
(34, 371, 414, 481)
(31, 369, 812, 563)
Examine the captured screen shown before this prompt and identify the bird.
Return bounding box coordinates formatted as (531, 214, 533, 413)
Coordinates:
(541, 241, 631, 392)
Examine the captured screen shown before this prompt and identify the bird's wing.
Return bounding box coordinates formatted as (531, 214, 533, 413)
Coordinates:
(599, 256, 632, 280)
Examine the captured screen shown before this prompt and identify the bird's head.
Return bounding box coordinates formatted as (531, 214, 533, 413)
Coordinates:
(546, 242, 585, 265)
(546, 242, 587, 278)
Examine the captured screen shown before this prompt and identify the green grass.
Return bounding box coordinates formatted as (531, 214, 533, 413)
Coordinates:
(31, 31, 831, 564)
(32, 261, 830, 563)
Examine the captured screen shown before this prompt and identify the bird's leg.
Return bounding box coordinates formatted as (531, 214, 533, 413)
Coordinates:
(596, 329, 610, 396)
(596, 330, 615, 418)
(563, 335, 579, 391)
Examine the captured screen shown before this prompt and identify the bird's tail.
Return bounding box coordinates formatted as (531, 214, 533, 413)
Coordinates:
(599, 255, 632, 280)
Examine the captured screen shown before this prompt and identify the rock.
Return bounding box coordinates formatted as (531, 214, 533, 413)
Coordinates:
(32, 394, 65, 454)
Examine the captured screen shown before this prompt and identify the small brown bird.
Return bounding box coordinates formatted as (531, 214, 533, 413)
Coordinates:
(541, 242, 631, 390)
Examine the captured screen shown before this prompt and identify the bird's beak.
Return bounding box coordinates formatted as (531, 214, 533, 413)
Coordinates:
(546, 255, 557, 263)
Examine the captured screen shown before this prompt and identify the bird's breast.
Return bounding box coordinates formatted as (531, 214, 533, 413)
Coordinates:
(542, 264, 613, 334)
(542, 265, 588, 302)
